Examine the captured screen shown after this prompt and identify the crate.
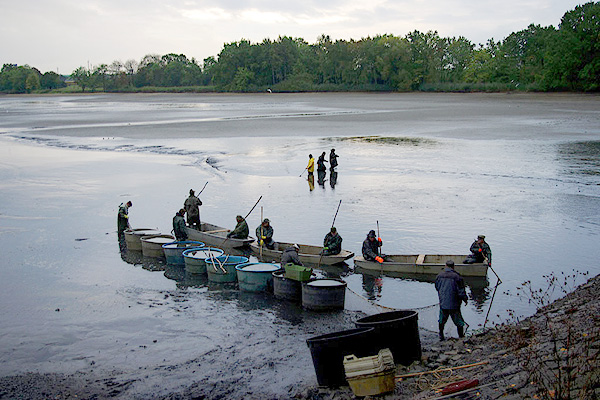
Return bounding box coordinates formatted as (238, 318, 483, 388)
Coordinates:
(346, 369, 396, 397)
(344, 348, 396, 397)
(284, 263, 312, 281)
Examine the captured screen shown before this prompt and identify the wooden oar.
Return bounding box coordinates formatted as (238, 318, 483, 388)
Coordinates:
(317, 199, 342, 268)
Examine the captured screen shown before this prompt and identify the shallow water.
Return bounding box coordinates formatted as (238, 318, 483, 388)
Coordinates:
(0, 93, 599, 397)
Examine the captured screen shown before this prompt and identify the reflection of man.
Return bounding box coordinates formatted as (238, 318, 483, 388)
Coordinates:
(435, 260, 468, 340)
(173, 209, 188, 241)
(256, 218, 275, 249)
(307, 174, 314, 191)
(117, 201, 132, 234)
(322, 227, 342, 255)
(330, 169, 337, 188)
(464, 235, 492, 265)
(227, 215, 249, 239)
(184, 189, 202, 229)
(362, 230, 383, 263)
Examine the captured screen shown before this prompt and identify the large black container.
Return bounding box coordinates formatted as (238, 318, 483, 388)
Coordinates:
(272, 271, 302, 301)
(355, 310, 421, 366)
(301, 278, 346, 311)
(306, 327, 379, 387)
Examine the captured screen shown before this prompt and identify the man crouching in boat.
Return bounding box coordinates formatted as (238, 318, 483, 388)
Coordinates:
(435, 260, 468, 340)
(362, 230, 384, 263)
(281, 244, 303, 266)
(322, 227, 342, 255)
(227, 215, 249, 239)
(173, 209, 188, 241)
(464, 235, 492, 265)
(256, 218, 275, 249)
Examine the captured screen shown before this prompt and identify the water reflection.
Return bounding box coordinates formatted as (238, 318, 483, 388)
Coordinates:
(317, 170, 326, 187)
(330, 170, 337, 189)
(557, 141, 600, 178)
(307, 174, 314, 191)
(118, 236, 166, 271)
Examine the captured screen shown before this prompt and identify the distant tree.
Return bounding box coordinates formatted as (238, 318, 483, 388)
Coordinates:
(71, 66, 91, 92)
(40, 71, 63, 89)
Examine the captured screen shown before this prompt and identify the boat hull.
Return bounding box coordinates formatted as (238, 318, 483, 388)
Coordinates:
(186, 222, 254, 249)
(250, 241, 354, 266)
(354, 255, 488, 277)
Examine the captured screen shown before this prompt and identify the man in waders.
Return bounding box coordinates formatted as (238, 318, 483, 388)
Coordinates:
(464, 235, 492, 265)
(227, 215, 249, 239)
(173, 209, 188, 241)
(281, 244, 303, 266)
(117, 201, 132, 235)
(256, 218, 275, 250)
(306, 154, 315, 176)
(435, 260, 468, 340)
(322, 227, 342, 255)
(362, 230, 384, 263)
(184, 189, 202, 230)
(329, 148, 338, 169)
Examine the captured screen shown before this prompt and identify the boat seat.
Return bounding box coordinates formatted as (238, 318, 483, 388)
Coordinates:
(203, 229, 230, 234)
(416, 254, 426, 265)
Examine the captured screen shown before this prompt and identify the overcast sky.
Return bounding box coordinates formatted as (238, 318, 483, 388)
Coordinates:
(0, 0, 587, 74)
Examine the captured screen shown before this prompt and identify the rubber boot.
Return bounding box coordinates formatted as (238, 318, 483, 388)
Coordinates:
(439, 324, 445, 341)
(457, 326, 464, 338)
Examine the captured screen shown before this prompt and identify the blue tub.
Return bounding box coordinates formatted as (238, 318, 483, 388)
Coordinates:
(182, 247, 224, 274)
(236, 262, 281, 292)
(206, 255, 249, 283)
(162, 241, 205, 265)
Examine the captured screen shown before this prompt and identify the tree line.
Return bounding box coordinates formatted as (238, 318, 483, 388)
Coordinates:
(1, 2, 598, 94)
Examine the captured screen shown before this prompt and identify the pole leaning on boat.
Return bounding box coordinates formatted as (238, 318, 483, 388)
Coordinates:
(317, 199, 342, 268)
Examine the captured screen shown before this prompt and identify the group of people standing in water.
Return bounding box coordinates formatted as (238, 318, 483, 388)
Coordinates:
(305, 149, 339, 190)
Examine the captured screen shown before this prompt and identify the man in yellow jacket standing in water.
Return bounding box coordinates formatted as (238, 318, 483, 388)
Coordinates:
(306, 154, 315, 176)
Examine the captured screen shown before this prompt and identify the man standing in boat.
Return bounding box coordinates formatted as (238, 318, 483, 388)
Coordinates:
(435, 260, 468, 340)
(281, 244, 303, 266)
(322, 227, 342, 255)
(184, 189, 202, 230)
(227, 215, 249, 239)
(173, 208, 188, 241)
(256, 218, 275, 250)
(464, 235, 492, 265)
(117, 201, 132, 235)
(362, 230, 384, 263)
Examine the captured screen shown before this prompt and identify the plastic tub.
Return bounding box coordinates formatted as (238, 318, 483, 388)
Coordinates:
(124, 228, 160, 251)
(302, 278, 347, 311)
(140, 235, 175, 258)
(235, 262, 281, 292)
(284, 263, 313, 281)
(306, 327, 379, 387)
(355, 310, 421, 366)
(272, 271, 302, 301)
(182, 248, 224, 274)
(206, 255, 249, 283)
(162, 241, 204, 265)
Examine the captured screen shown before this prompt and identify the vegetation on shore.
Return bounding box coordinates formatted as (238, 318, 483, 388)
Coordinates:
(1, 2, 598, 94)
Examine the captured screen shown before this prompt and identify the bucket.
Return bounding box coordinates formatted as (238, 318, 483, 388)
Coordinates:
(206, 255, 249, 283)
(306, 327, 380, 387)
(182, 248, 224, 274)
(272, 271, 302, 301)
(140, 234, 175, 258)
(124, 228, 160, 251)
(162, 241, 204, 265)
(302, 278, 347, 311)
(355, 310, 421, 366)
(235, 263, 281, 292)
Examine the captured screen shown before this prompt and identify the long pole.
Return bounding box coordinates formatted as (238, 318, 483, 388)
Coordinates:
(197, 181, 208, 195)
(259, 206, 264, 261)
(376, 220, 381, 256)
(317, 200, 342, 268)
(218, 196, 262, 247)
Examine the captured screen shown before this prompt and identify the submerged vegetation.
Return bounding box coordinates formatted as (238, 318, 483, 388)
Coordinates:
(1, 2, 599, 94)
(335, 136, 436, 146)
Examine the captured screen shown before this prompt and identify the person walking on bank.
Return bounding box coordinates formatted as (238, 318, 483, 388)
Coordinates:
(306, 154, 315, 176)
(184, 189, 202, 229)
(464, 235, 492, 265)
(435, 260, 469, 340)
(227, 215, 249, 239)
(173, 208, 188, 241)
(329, 148, 338, 170)
(281, 244, 303, 266)
(256, 218, 275, 250)
(362, 230, 384, 263)
(322, 227, 342, 255)
(117, 201, 132, 235)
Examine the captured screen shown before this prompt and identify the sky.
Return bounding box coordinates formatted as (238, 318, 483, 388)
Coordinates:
(0, 0, 588, 74)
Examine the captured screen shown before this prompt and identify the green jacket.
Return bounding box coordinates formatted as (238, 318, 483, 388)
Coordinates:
(470, 241, 492, 264)
(229, 219, 249, 239)
(323, 232, 342, 255)
(256, 224, 273, 240)
(117, 203, 129, 232)
(173, 214, 188, 240)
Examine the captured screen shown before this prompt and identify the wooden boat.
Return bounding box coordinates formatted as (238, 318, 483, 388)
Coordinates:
(250, 241, 354, 266)
(185, 222, 254, 249)
(353, 254, 488, 277)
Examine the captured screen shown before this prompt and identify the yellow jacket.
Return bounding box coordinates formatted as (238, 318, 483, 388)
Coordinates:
(307, 157, 315, 173)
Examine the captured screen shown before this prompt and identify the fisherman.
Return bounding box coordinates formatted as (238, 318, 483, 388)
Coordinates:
(322, 227, 342, 255)
(117, 201, 132, 235)
(227, 215, 249, 239)
(435, 260, 468, 340)
(317, 152, 327, 172)
(184, 189, 202, 230)
(464, 235, 492, 265)
(362, 230, 384, 263)
(281, 243, 303, 266)
(306, 154, 315, 176)
(329, 148, 338, 169)
(256, 218, 275, 250)
(172, 208, 188, 241)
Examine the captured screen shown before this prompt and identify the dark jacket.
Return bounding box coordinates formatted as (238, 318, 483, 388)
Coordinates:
(281, 247, 303, 266)
(469, 240, 492, 264)
(330, 151, 338, 168)
(229, 218, 249, 238)
(256, 224, 273, 241)
(173, 214, 188, 240)
(317, 155, 327, 171)
(435, 268, 468, 310)
(323, 232, 343, 255)
(184, 195, 202, 217)
(362, 237, 381, 261)
(117, 203, 130, 232)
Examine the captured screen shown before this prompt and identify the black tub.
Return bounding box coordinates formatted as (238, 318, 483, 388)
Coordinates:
(301, 278, 346, 311)
(272, 271, 302, 301)
(306, 327, 379, 387)
(355, 310, 421, 366)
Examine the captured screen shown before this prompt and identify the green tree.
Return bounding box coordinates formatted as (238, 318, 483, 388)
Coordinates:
(71, 66, 91, 92)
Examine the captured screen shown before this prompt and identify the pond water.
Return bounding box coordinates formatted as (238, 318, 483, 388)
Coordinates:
(0, 93, 599, 398)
